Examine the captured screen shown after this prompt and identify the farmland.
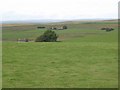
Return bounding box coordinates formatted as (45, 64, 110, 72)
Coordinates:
(2, 20, 118, 88)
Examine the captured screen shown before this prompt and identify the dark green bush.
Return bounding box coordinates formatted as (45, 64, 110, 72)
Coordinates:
(35, 30, 58, 42)
(63, 25, 67, 29)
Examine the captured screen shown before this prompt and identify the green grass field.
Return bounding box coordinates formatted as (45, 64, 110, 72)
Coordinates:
(2, 20, 118, 88)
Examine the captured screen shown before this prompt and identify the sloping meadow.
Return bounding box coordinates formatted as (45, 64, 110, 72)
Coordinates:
(2, 21, 118, 88)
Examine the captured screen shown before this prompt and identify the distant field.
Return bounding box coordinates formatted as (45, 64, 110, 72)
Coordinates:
(2, 20, 118, 88)
(2, 21, 117, 41)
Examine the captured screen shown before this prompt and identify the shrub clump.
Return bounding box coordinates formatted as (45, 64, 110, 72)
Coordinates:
(35, 30, 58, 42)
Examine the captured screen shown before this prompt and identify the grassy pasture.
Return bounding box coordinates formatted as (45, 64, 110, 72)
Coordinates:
(2, 20, 118, 88)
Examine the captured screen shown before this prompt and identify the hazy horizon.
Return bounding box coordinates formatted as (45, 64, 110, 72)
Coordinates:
(1, 18, 118, 24)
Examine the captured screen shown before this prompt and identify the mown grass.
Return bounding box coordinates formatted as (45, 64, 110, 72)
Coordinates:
(2, 21, 118, 88)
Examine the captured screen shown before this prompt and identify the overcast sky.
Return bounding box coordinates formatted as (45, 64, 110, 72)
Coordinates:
(1, 0, 119, 21)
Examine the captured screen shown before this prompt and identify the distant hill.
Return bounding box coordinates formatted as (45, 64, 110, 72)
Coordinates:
(1, 19, 117, 25)
(1, 19, 66, 24)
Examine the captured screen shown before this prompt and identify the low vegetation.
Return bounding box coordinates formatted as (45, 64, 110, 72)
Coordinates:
(2, 20, 118, 88)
